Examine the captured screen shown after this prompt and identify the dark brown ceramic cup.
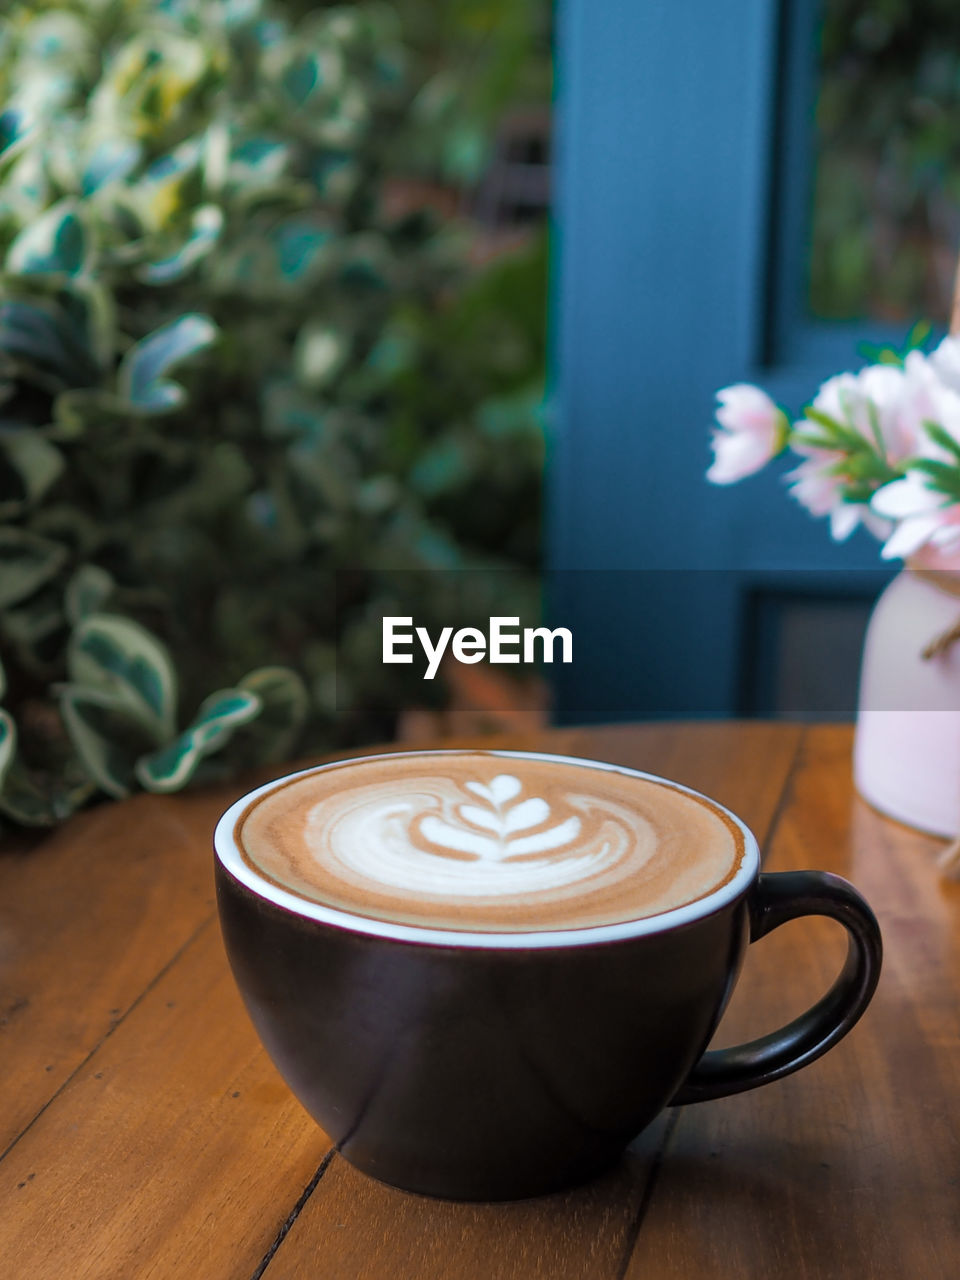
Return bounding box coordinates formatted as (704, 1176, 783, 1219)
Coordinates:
(214, 751, 882, 1201)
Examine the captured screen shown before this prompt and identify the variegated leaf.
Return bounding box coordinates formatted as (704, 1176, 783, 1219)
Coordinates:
(68, 614, 176, 742)
(65, 566, 114, 626)
(57, 685, 154, 799)
(117, 313, 217, 412)
(135, 688, 261, 793)
(0, 529, 68, 609)
(0, 707, 14, 787)
(236, 666, 309, 763)
(140, 205, 223, 284)
(6, 199, 88, 277)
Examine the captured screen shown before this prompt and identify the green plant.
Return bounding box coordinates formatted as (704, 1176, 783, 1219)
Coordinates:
(0, 0, 546, 828)
(812, 0, 960, 321)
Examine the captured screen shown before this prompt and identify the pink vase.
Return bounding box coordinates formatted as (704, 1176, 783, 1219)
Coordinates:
(854, 568, 960, 837)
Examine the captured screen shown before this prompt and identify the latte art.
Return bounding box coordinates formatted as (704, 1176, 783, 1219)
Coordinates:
(237, 752, 744, 933)
(422, 773, 582, 858)
(305, 772, 649, 901)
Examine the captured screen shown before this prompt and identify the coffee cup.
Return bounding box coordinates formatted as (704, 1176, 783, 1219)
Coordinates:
(214, 749, 882, 1200)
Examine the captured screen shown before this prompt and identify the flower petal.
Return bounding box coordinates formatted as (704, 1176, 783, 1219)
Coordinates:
(871, 474, 941, 519)
(930, 334, 960, 396)
(707, 429, 772, 484)
(830, 504, 862, 541)
(880, 513, 944, 560)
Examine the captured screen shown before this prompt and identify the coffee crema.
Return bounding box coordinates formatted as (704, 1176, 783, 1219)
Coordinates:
(236, 752, 744, 932)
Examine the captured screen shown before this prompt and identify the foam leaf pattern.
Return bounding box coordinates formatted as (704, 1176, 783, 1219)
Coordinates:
(420, 774, 582, 861)
(465, 775, 521, 806)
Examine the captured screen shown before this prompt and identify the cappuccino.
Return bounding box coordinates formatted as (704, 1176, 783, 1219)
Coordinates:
(236, 751, 743, 932)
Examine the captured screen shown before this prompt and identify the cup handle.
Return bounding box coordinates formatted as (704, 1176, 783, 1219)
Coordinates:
(671, 870, 882, 1105)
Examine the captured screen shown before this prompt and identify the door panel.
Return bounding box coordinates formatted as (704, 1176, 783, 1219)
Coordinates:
(549, 0, 908, 720)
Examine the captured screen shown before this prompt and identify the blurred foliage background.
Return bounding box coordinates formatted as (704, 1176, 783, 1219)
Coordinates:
(811, 0, 960, 322)
(0, 0, 551, 827)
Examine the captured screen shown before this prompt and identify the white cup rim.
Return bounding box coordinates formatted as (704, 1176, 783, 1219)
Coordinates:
(214, 749, 761, 950)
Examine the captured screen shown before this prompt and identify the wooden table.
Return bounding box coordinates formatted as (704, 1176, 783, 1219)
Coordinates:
(2, 723, 959, 1278)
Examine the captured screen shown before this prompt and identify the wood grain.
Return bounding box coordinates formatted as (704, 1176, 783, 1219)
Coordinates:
(0, 740, 532, 1157)
(259, 1134, 673, 1280)
(624, 725, 960, 1279)
(0, 723, 800, 1280)
(257, 723, 802, 1280)
(0, 920, 328, 1280)
(0, 784, 231, 1154)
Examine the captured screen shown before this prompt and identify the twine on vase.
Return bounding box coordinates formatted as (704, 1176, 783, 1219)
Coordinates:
(915, 569, 960, 660)
(863, 263, 960, 877)
(921, 261, 960, 876)
(908, 568, 960, 876)
(937, 839, 960, 879)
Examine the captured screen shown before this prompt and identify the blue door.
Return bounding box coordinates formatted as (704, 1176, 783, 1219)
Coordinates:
(548, 0, 939, 720)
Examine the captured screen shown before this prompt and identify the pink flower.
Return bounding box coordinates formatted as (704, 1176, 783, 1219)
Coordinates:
(785, 458, 888, 541)
(900, 350, 960, 455)
(785, 430, 847, 531)
(707, 385, 784, 484)
(812, 365, 921, 462)
(784, 369, 907, 541)
(861, 363, 925, 461)
(928, 333, 960, 395)
(864, 349, 960, 562)
(872, 473, 960, 562)
(707, 341, 960, 557)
